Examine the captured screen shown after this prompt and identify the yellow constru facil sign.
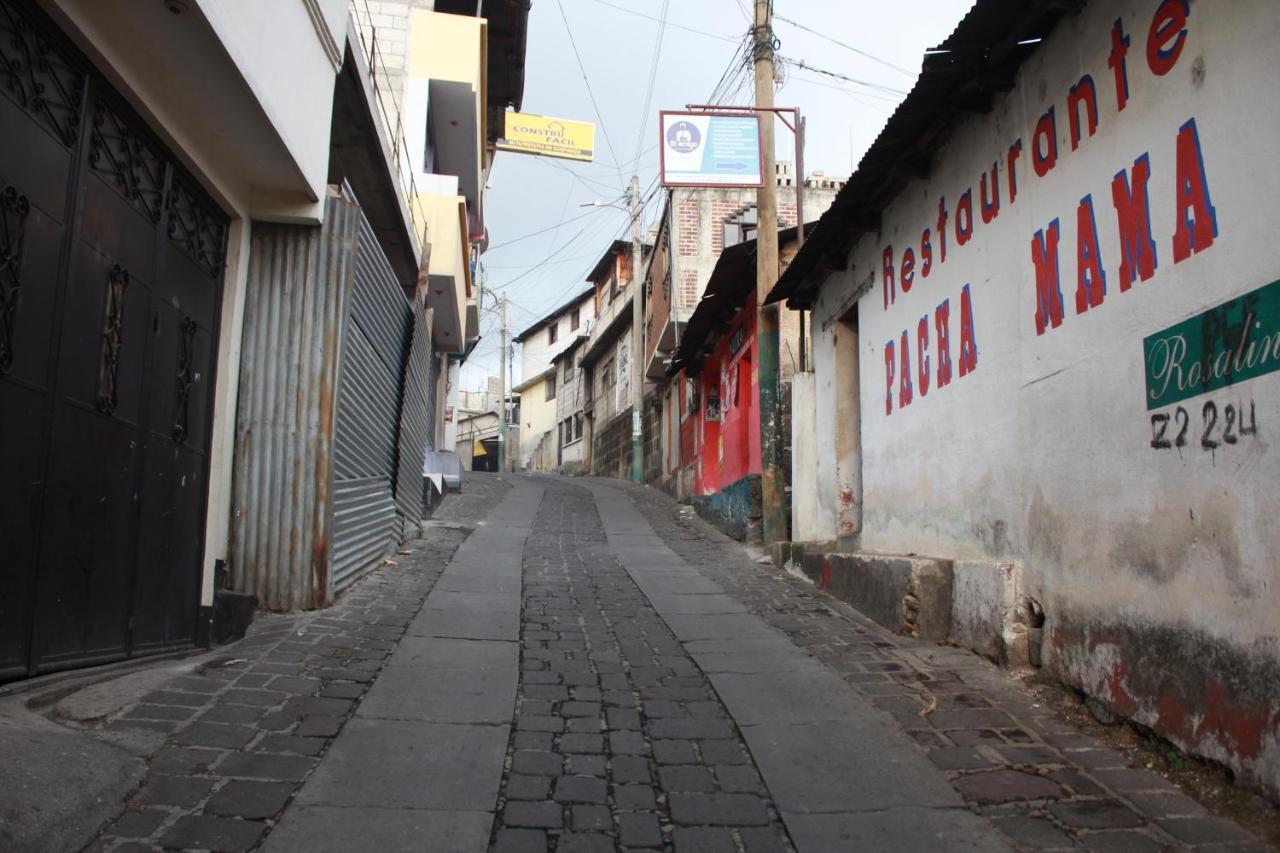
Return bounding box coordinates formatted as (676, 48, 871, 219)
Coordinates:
(497, 112, 595, 162)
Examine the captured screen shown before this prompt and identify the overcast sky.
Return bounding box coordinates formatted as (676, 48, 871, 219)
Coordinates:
(464, 0, 971, 390)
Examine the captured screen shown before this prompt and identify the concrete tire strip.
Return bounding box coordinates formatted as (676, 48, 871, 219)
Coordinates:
(585, 481, 1013, 852)
(264, 480, 545, 852)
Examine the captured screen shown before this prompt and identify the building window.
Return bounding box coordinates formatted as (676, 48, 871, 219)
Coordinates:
(563, 417, 573, 444)
(602, 359, 614, 389)
(563, 358, 573, 383)
(548, 322, 558, 345)
(546, 375, 557, 400)
(574, 413, 584, 440)
(570, 308, 580, 331)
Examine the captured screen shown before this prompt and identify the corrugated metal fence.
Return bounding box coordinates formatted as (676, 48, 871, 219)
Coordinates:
(330, 215, 414, 588)
(393, 303, 433, 535)
(231, 186, 359, 610)
(231, 184, 434, 609)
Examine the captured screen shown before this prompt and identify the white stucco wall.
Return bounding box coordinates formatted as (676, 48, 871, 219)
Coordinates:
(809, 0, 1280, 788)
(518, 292, 597, 383)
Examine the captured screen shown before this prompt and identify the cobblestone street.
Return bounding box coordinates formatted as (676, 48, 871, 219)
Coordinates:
(48, 473, 1272, 852)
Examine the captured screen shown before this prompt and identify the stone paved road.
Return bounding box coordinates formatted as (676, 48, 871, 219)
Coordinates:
(74, 473, 1271, 852)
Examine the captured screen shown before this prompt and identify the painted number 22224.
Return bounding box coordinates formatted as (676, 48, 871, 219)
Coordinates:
(1151, 400, 1257, 450)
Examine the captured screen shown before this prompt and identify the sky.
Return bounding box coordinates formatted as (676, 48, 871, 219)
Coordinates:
(463, 0, 972, 390)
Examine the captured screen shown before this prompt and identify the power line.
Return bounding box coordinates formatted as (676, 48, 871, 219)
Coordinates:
(778, 56, 910, 97)
(486, 204, 618, 252)
(589, 0, 737, 43)
(556, 0, 625, 185)
(632, 0, 672, 171)
(774, 13, 916, 78)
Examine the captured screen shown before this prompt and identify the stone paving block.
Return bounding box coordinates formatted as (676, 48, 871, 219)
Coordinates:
(1080, 830, 1167, 852)
(125, 704, 197, 722)
(1088, 767, 1178, 793)
(506, 774, 552, 800)
(713, 765, 762, 793)
(133, 773, 215, 807)
(558, 832, 615, 853)
(953, 769, 1065, 804)
(668, 793, 770, 826)
(927, 746, 997, 770)
(558, 733, 604, 754)
(672, 826, 737, 853)
(697, 740, 749, 765)
(197, 704, 264, 726)
(502, 800, 563, 828)
(159, 815, 265, 853)
(151, 747, 221, 774)
(613, 813, 659, 848)
(253, 734, 326, 756)
(659, 765, 716, 792)
(1157, 815, 1256, 844)
(106, 808, 168, 839)
(554, 775, 608, 804)
(572, 804, 612, 831)
(295, 716, 342, 738)
(205, 780, 293, 819)
(175, 723, 257, 750)
(217, 752, 314, 782)
(653, 740, 698, 765)
(614, 784, 658, 810)
(493, 828, 546, 853)
(991, 814, 1076, 849)
(512, 750, 563, 776)
(1048, 799, 1144, 830)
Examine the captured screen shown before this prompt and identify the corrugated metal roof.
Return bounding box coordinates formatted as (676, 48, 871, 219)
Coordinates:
(765, 0, 1076, 308)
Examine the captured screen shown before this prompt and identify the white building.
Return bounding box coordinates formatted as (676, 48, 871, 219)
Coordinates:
(773, 0, 1280, 797)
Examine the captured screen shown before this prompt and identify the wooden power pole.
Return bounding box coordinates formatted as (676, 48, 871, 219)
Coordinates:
(754, 0, 785, 545)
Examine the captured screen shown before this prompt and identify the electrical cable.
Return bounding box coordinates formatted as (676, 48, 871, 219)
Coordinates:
(486, 203, 619, 252)
(777, 55, 910, 97)
(631, 0, 671, 171)
(589, 0, 736, 43)
(774, 12, 916, 78)
(556, 0, 626, 185)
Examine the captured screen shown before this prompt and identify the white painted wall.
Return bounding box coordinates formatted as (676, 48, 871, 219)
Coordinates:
(196, 0, 342, 205)
(518, 292, 596, 382)
(809, 0, 1280, 772)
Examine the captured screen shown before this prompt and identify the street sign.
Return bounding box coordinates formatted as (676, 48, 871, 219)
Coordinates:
(659, 111, 764, 188)
(497, 111, 595, 162)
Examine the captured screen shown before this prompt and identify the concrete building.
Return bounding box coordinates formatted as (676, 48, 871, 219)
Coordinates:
(665, 227, 810, 542)
(579, 240, 648, 478)
(644, 163, 844, 383)
(0, 0, 526, 682)
(512, 286, 595, 471)
(770, 0, 1280, 797)
(552, 336, 590, 473)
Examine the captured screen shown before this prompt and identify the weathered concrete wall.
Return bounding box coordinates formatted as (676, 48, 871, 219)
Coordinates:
(807, 0, 1280, 794)
(591, 408, 632, 480)
(790, 373, 827, 542)
(690, 474, 762, 544)
(795, 553, 953, 641)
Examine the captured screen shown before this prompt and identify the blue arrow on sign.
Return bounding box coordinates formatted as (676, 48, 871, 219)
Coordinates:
(715, 162, 748, 171)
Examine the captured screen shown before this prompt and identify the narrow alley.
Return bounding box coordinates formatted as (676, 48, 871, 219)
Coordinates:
(14, 475, 1260, 852)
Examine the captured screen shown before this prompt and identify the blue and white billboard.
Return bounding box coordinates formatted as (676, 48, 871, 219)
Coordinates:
(659, 111, 764, 188)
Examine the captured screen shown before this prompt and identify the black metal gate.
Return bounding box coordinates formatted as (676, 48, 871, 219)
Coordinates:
(0, 0, 227, 682)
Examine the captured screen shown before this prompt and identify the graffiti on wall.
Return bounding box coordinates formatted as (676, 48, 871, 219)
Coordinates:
(878, 0, 1220, 421)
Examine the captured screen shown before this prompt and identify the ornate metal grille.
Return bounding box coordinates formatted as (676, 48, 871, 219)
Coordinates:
(167, 178, 226, 276)
(172, 315, 197, 443)
(0, 183, 29, 373)
(0, 0, 84, 147)
(96, 264, 128, 415)
(88, 99, 164, 223)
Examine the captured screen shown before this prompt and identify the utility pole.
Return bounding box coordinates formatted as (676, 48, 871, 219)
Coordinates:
(754, 0, 785, 545)
(497, 292, 508, 474)
(629, 173, 644, 483)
